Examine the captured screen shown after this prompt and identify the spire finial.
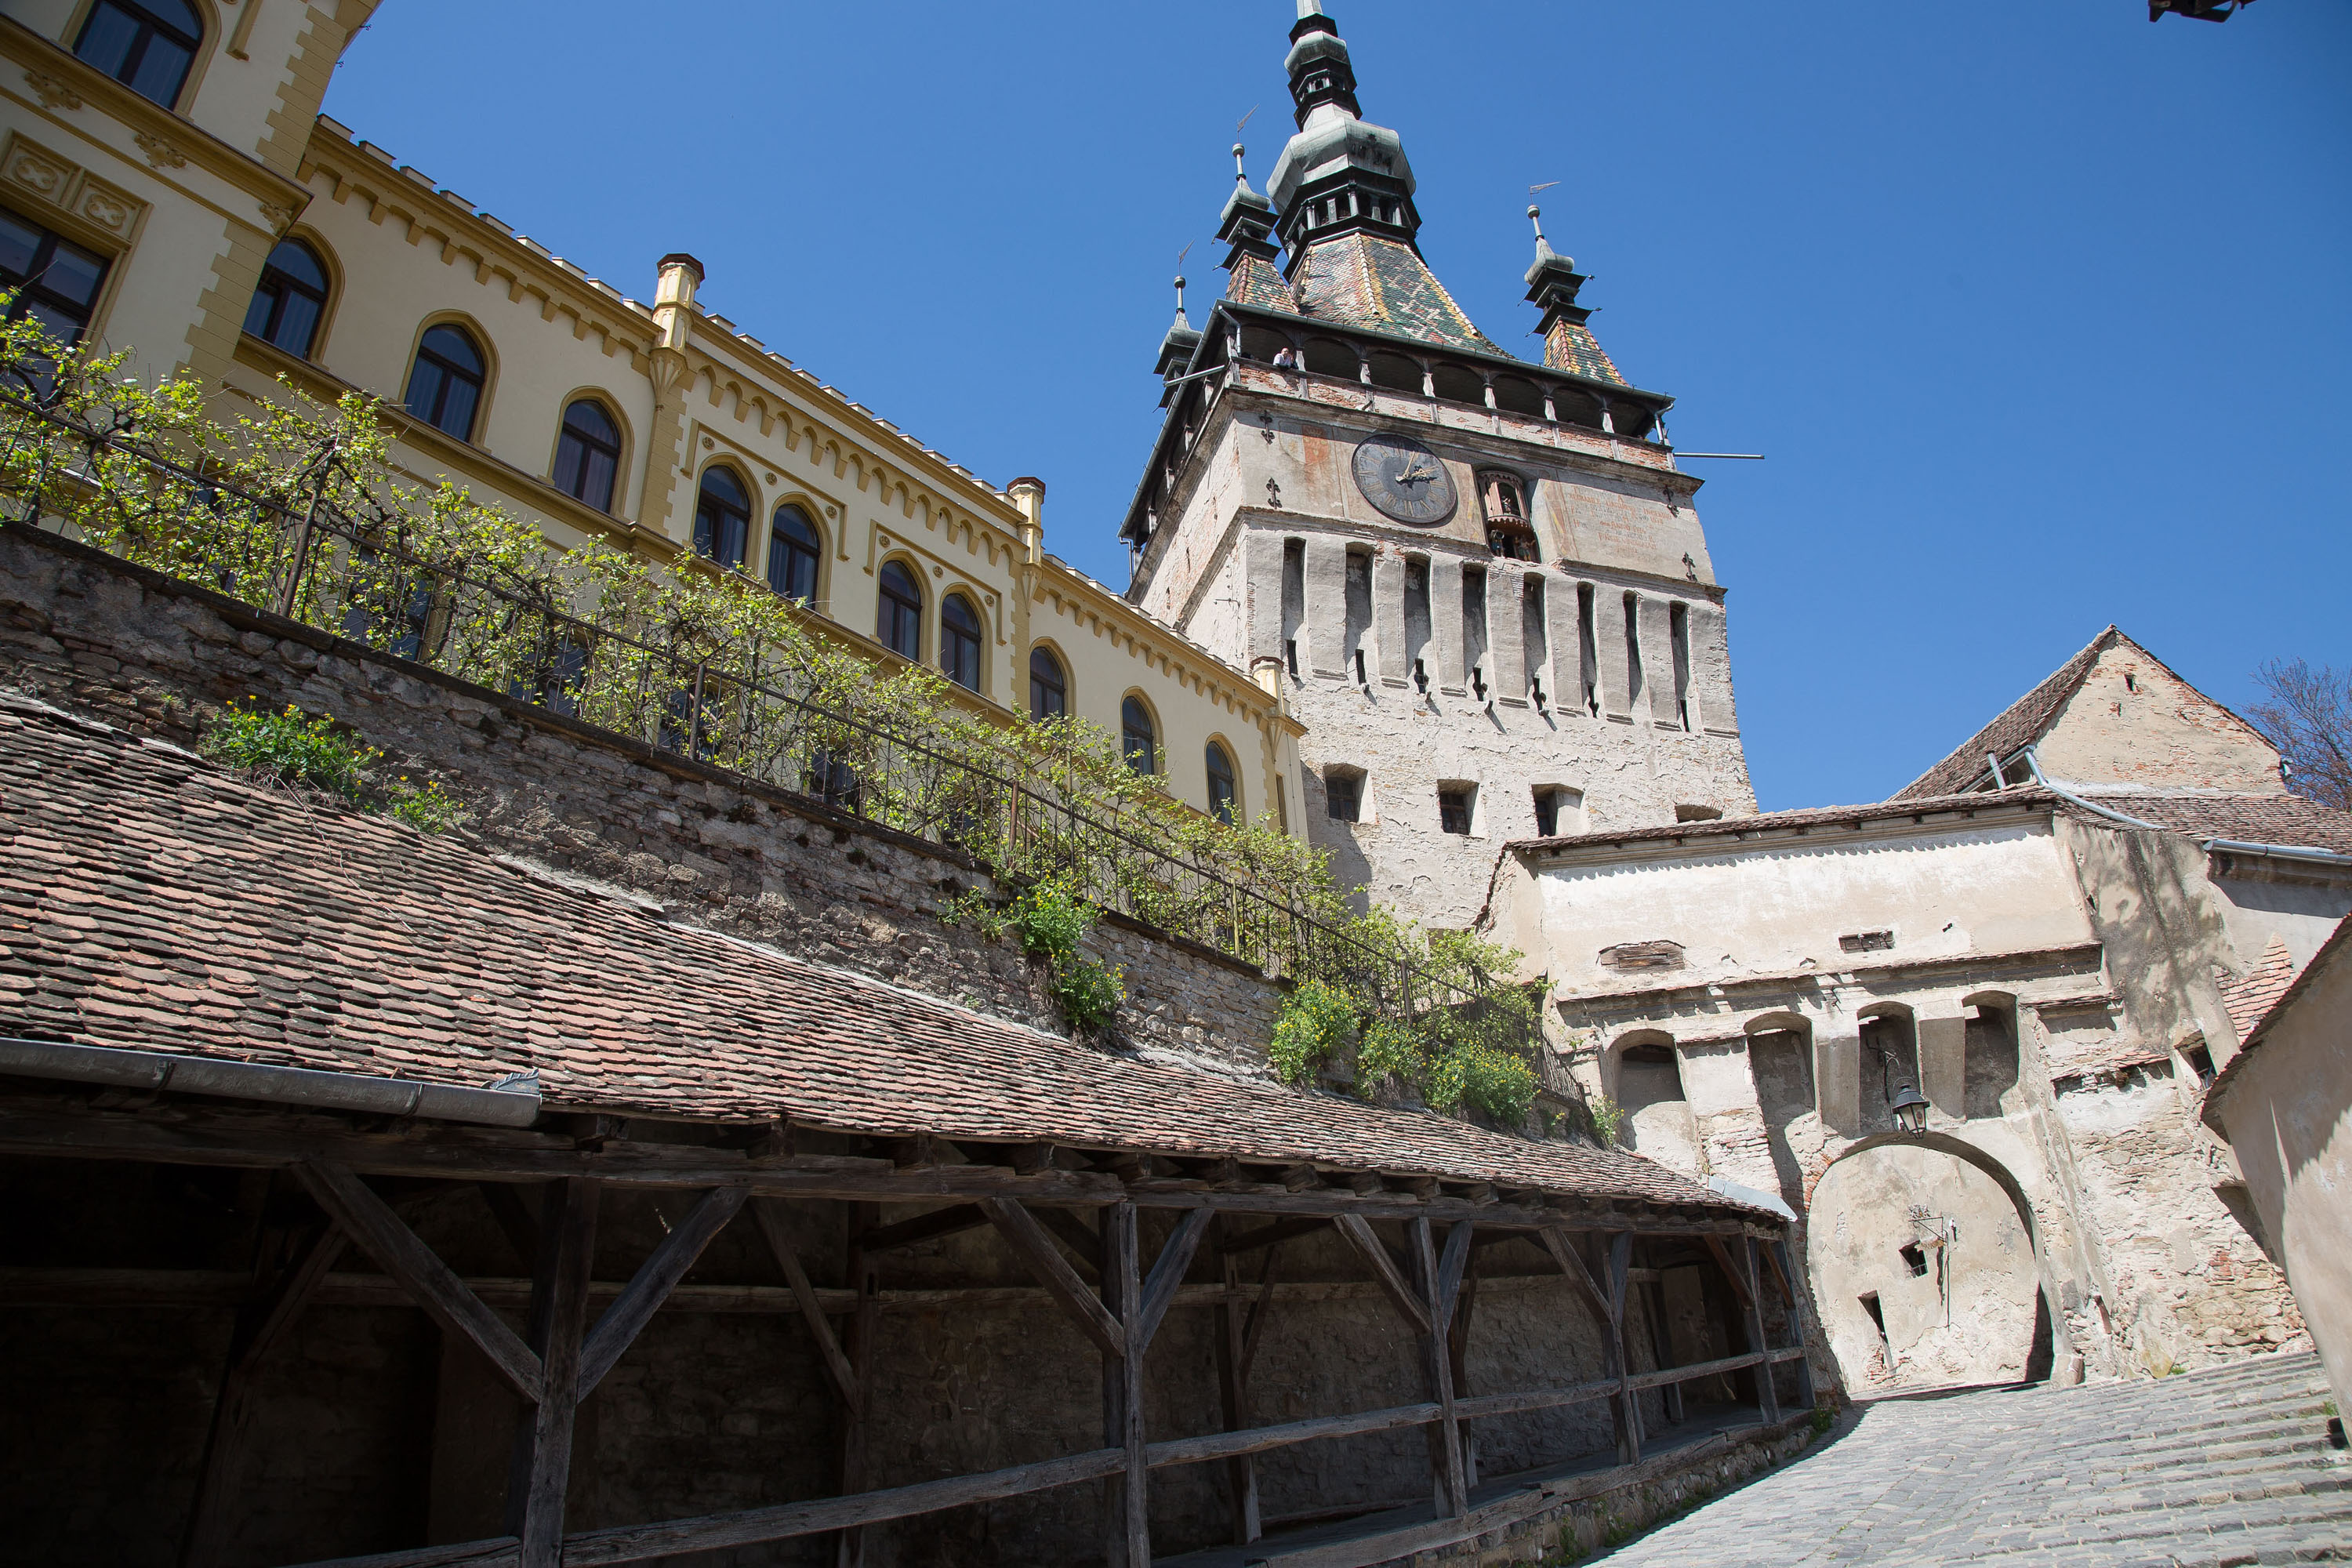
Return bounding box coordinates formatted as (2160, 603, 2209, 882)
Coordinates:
(1527, 205, 1545, 244)
(1297, 0, 1326, 16)
(1174, 275, 1187, 313)
(1232, 142, 1248, 183)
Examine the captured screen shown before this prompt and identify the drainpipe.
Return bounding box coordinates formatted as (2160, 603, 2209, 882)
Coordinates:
(2017, 748, 2175, 832)
(0, 1036, 544, 1127)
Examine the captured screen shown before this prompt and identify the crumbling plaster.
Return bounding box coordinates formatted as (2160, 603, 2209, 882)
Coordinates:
(2035, 640, 2283, 795)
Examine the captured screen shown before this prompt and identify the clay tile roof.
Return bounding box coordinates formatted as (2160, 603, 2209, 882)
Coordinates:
(1225, 254, 1298, 314)
(0, 695, 1742, 1215)
(1507, 788, 2056, 855)
(1893, 628, 2120, 800)
(2086, 792, 2352, 856)
(1545, 320, 1628, 387)
(2221, 937, 2300, 1044)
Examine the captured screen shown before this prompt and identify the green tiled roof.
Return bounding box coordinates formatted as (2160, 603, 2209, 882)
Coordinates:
(1294, 234, 1502, 354)
(1225, 254, 1296, 312)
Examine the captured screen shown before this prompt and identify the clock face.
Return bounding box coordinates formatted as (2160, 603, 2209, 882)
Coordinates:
(1352, 434, 1457, 525)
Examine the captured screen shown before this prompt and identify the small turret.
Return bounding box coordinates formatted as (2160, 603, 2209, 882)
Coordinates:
(1218, 143, 1279, 268)
(1155, 276, 1202, 403)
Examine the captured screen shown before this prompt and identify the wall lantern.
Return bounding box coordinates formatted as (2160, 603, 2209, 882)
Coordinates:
(1889, 1083, 1930, 1135)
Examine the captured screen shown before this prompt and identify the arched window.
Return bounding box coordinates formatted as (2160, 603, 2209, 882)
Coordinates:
(768, 504, 820, 602)
(551, 399, 621, 512)
(939, 593, 982, 691)
(877, 561, 922, 659)
(74, 0, 200, 108)
(1028, 646, 1067, 720)
(1205, 742, 1239, 824)
(1121, 696, 1156, 777)
(692, 466, 750, 568)
(405, 324, 485, 441)
(241, 239, 328, 358)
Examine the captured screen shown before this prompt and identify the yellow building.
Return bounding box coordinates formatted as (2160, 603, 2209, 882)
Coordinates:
(0, 0, 1304, 829)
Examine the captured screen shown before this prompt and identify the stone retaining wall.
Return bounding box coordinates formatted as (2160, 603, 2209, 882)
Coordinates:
(0, 523, 1283, 1073)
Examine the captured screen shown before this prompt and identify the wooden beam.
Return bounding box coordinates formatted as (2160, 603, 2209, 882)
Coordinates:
(506, 1177, 599, 1568)
(294, 1162, 543, 1403)
(980, 1196, 1125, 1359)
(1132, 1207, 1213, 1356)
(183, 1221, 349, 1566)
(852, 1203, 985, 1254)
(1448, 1251, 1480, 1489)
(1537, 1227, 1611, 1327)
(1216, 1216, 1327, 1254)
(1432, 1221, 1475, 1336)
(1644, 1280, 1683, 1425)
(1410, 1217, 1468, 1518)
(1334, 1214, 1429, 1336)
(577, 1185, 748, 1397)
(750, 1198, 858, 1413)
(1625, 1348, 1770, 1393)
(1036, 1205, 1103, 1282)
(0, 1092, 1784, 1235)
(1702, 1233, 1755, 1311)
(1147, 1399, 1441, 1468)
(1236, 1240, 1281, 1387)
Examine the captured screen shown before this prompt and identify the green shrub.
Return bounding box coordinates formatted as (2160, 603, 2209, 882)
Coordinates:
(1588, 1094, 1627, 1148)
(201, 699, 462, 834)
(1271, 979, 1359, 1086)
(202, 700, 378, 800)
(1050, 957, 1124, 1036)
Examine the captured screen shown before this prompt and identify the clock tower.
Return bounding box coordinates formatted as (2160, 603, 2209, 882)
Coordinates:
(1123, 0, 1757, 927)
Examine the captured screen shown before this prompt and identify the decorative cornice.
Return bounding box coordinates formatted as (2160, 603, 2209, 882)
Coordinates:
(0, 20, 307, 215)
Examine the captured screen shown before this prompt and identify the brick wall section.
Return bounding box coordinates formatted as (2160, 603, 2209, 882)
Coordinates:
(0, 524, 1286, 1072)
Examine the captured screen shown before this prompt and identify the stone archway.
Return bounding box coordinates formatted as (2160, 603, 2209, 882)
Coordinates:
(1808, 1134, 2060, 1392)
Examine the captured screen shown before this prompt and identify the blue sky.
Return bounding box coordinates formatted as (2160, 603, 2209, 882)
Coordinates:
(321, 2, 2350, 811)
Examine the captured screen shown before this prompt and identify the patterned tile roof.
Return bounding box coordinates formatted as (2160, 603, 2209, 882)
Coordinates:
(1225, 254, 1297, 313)
(1545, 320, 1628, 387)
(0, 695, 1740, 1213)
(1290, 234, 1504, 355)
(2222, 937, 2301, 1044)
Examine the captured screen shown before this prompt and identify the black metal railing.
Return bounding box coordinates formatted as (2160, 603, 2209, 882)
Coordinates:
(0, 390, 1535, 1051)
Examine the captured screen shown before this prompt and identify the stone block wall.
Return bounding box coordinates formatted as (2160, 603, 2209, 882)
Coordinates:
(0, 524, 1283, 1074)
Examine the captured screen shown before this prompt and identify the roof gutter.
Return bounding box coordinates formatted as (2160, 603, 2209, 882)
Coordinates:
(2019, 750, 2352, 866)
(2201, 839, 2352, 868)
(0, 1036, 545, 1127)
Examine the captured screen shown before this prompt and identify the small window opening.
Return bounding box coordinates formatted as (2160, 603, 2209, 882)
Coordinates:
(1623, 590, 1644, 710)
(1438, 786, 1475, 837)
(1669, 601, 1693, 731)
(1533, 789, 1559, 837)
(1899, 1243, 1929, 1279)
(1412, 657, 1428, 695)
(2183, 1043, 2215, 1083)
(1352, 648, 1367, 687)
(2125, 672, 2139, 694)
(1577, 581, 1599, 716)
(1285, 637, 1300, 678)
(1324, 768, 1363, 824)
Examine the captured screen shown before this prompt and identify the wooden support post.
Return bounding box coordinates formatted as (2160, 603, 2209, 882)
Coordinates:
(982, 1197, 1126, 1358)
(1644, 1280, 1684, 1425)
(1334, 1213, 1431, 1334)
(1134, 1207, 1213, 1355)
(182, 1221, 349, 1567)
(1603, 1232, 1643, 1463)
(1214, 1219, 1277, 1545)
(1099, 1201, 1149, 1568)
(1772, 1237, 1819, 1412)
(1744, 1237, 1781, 1424)
(505, 1176, 600, 1568)
(1446, 1243, 1480, 1489)
(1410, 1217, 1468, 1519)
(837, 1203, 880, 1568)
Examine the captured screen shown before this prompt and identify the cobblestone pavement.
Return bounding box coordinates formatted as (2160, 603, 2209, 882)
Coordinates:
(1597, 1352, 2350, 1567)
